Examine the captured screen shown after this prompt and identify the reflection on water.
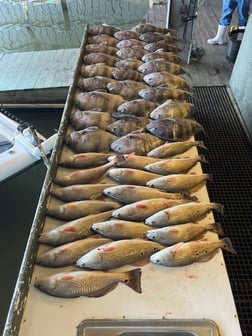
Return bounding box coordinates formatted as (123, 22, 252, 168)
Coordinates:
(0, 0, 150, 53)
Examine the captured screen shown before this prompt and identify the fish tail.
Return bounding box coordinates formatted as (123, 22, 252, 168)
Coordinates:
(213, 202, 224, 215)
(221, 237, 237, 254)
(211, 222, 224, 236)
(206, 173, 213, 183)
(199, 155, 209, 164)
(124, 268, 142, 293)
(197, 141, 208, 150)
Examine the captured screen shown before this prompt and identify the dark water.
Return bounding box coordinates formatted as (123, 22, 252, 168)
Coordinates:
(0, 0, 150, 53)
(0, 108, 62, 334)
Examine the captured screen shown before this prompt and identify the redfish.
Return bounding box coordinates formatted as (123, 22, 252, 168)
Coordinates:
(108, 167, 161, 185)
(145, 202, 224, 227)
(59, 152, 112, 168)
(34, 268, 142, 298)
(150, 238, 236, 267)
(76, 239, 163, 270)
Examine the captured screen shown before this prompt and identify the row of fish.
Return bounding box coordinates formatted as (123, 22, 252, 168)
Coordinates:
(34, 23, 235, 299)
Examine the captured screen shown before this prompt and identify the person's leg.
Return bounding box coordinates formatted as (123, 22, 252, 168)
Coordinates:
(208, 0, 237, 44)
(237, 0, 251, 27)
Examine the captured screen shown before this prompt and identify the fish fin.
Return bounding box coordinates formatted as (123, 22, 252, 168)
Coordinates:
(197, 141, 208, 150)
(199, 155, 209, 164)
(214, 203, 224, 215)
(221, 237, 237, 254)
(85, 283, 118, 297)
(131, 256, 150, 267)
(123, 268, 142, 293)
(197, 250, 219, 263)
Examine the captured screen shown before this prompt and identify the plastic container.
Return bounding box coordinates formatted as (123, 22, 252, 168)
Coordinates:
(226, 28, 245, 63)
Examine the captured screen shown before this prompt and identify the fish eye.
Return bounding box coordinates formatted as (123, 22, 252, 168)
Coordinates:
(124, 279, 129, 283)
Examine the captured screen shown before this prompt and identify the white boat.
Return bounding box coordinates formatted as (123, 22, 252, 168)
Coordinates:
(0, 109, 57, 183)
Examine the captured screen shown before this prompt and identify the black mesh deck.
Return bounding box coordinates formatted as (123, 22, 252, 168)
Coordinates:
(189, 86, 252, 336)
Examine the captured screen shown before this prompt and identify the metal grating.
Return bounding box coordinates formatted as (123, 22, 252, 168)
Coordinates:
(189, 86, 252, 336)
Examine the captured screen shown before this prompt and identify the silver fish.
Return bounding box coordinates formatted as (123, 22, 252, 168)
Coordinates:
(107, 80, 148, 100)
(143, 72, 190, 90)
(146, 173, 211, 193)
(38, 211, 113, 246)
(138, 59, 185, 75)
(36, 237, 112, 267)
(46, 199, 120, 221)
(50, 183, 116, 202)
(139, 87, 191, 103)
(92, 220, 150, 239)
(54, 154, 124, 186)
(108, 167, 161, 185)
(59, 152, 112, 168)
(70, 110, 113, 131)
(107, 116, 149, 137)
(110, 131, 164, 155)
(144, 155, 208, 175)
(76, 239, 163, 270)
(146, 222, 223, 245)
(146, 118, 204, 141)
(103, 184, 187, 204)
(77, 76, 116, 92)
(112, 198, 188, 221)
(117, 99, 159, 117)
(34, 268, 142, 298)
(149, 100, 193, 119)
(150, 238, 236, 267)
(147, 140, 207, 158)
(145, 202, 224, 227)
(74, 91, 125, 111)
(66, 127, 118, 153)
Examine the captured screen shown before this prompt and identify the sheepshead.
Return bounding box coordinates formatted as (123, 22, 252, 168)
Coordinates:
(145, 202, 224, 227)
(139, 88, 191, 103)
(107, 116, 149, 137)
(83, 53, 120, 66)
(107, 80, 148, 100)
(146, 222, 223, 245)
(77, 76, 116, 92)
(66, 127, 118, 153)
(114, 30, 141, 40)
(112, 69, 144, 82)
(34, 268, 142, 298)
(103, 184, 187, 204)
(147, 173, 211, 193)
(150, 238, 236, 267)
(74, 91, 125, 111)
(138, 59, 185, 75)
(117, 99, 159, 117)
(116, 39, 146, 49)
(70, 110, 113, 130)
(54, 154, 124, 186)
(50, 183, 116, 202)
(144, 41, 177, 53)
(149, 100, 193, 119)
(147, 140, 207, 158)
(116, 47, 148, 60)
(108, 152, 160, 170)
(88, 24, 120, 36)
(110, 131, 164, 155)
(36, 237, 112, 267)
(139, 32, 174, 43)
(143, 72, 190, 90)
(76, 239, 163, 270)
(115, 59, 143, 71)
(108, 167, 161, 185)
(80, 63, 117, 78)
(146, 118, 204, 141)
(132, 23, 173, 34)
(142, 51, 181, 64)
(88, 34, 118, 46)
(92, 220, 150, 239)
(85, 44, 119, 55)
(46, 199, 120, 221)
(38, 210, 113, 246)
(112, 198, 188, 221)
(144, 155, 208, 175)
(59, 152, 112, 168)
